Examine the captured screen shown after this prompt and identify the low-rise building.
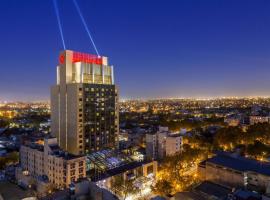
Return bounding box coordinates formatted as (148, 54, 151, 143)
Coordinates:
(174, 181, 231, 200)
(95, 160, 158, 198)
(224, 116, 241, 126)
(16, 137, 86, 190)
(198, 153, 270, 193)
(40, 180, 119, 200)
(86, 148, 157, 199)
(250, 115, 270, 125)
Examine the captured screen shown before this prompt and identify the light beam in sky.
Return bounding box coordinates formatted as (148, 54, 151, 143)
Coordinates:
(53, 0, 66, 49)
(72, 0, 100, 56)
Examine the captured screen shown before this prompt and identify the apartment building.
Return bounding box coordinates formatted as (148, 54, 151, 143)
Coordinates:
(146, 126, 183, 160)
(250, 115, 270, 125)
(17, 137, 86, 189)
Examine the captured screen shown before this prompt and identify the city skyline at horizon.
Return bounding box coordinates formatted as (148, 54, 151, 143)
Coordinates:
(0, 0, 270, 101)
(4, 95, 270, 103)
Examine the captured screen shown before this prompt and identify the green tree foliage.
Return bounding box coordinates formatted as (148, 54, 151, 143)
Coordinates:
(212, 123, 270, 159)
(246, 141, 270, 160)
(247, 123, 270, 143)
(160, 117, 225, 132)
(154, 145, 207, 195)
(213, 127, 243, 150)
(152, 180, 173, 196)
(0, 151, 19, 169)
(214, 123, 270, 149)
(111, 175, 140, 200)
(111, 175, 124, 195)
(0, 119, 9, 128)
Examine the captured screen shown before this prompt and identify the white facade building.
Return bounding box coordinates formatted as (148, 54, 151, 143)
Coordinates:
(146, 126, 183, 160)
(250, 116, 270, 125)
(165, 135, 182, 156)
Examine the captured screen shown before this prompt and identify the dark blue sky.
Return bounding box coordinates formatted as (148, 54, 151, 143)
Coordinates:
(0, 0, 270, 101)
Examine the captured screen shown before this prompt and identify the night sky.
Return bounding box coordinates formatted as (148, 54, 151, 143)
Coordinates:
(0, 0, 270, 101)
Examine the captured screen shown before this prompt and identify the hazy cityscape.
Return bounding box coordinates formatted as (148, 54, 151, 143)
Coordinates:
(1, 98, 270, 199)
(1, 1, 270, 200)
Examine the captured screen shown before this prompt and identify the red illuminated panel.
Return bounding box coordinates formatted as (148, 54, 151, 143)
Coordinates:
(59, 54, 65, 64)
(72, 52, 102, 65)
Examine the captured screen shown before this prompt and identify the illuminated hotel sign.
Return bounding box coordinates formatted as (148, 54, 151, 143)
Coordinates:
(59, 51, 103, 65)
(72, 52, 102, 65)
(59, 54, 65, 64)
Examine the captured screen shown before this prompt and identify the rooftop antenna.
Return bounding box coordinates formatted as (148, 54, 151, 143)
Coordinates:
(53, 0, 66, 49)
(72, 0, 100, 56)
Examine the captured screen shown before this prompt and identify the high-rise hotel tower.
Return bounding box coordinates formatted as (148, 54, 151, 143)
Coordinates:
(51, 50, 119, 155)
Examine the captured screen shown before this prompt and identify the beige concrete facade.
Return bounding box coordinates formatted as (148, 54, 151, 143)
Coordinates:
(51, 50, 119, 155)
(18, 137, 86, 188)
(250, 116, 270, 125)
(165, 136, 182, 156)
(202, 162, 244, 188)
(198, 155, 270, 192)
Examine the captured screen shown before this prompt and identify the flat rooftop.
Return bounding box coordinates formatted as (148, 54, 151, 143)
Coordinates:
(175, 181, 231, 200)
(24, 143, 83, 160)
(195, 181, 230, 199)
(87, 149, 149, 181)
(92, 160, 150, 181)
(87, 149, 134, 171)
(206, 153, 270, 176)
